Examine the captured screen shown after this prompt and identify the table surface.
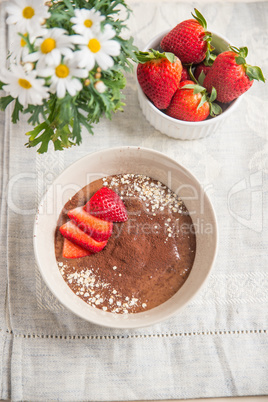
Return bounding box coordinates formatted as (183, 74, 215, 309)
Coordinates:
(0, 0, 268, 401)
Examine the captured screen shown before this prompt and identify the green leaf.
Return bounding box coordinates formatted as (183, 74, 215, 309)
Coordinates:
(0, 95, 14, 110)
(246, 65, 266, 82)
(197, 94, 207, 110)
(198, 70, 206, 86)
(192, 8, 207, 30)
(181, 84, 196, 90)
(209, 87, 217, 103)
(72, 108, 82, 144)
(26, 122, 47, 141)
(135, 50, 176, 64)
(11, 99, 23, 124)
(188, 64, 198, 84)
(229, 46, 248, 58)
(78, 113, 94, 135)
(235, 56, 246, 65)
(210, 102, 222, 117)
(25, 104, 46, 125)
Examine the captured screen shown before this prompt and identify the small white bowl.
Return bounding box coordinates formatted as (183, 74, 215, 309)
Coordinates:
(136, 30, 243, 140)
(34, 146, 218, 328)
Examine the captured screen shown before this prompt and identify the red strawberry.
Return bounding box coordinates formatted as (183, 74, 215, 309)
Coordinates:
(181, 66, 191, 81)
(84, 187, 128, 222)
(165, 80, 221, 122)
(62, 238, 91, 259)
(160, 9, 213, 65)
(136, 49, 182, 109)
(194, 62, 212, 82)
(68, 206, 113, 241)
(203, 46, 265, 103)
(59, 221, 107, 253)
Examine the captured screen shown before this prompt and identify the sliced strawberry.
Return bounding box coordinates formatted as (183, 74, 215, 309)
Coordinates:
(84, 187, 128, 222)
(59, 221, 107, 253)
(62, 238, 92, 259)
(67, 206, 113, 241)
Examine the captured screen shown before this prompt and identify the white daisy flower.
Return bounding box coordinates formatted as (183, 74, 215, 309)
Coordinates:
(25, 28, 74, 67)
(72, 24, 121, 71)
(39, 57, 88, 98)
(9, 32, 30, 63)
(0, 63, 49, 108)
(6, 0, 50, 35)
(70, 8, 105, 36)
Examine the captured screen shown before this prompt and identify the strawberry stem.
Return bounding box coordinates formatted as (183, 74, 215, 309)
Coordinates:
(229, 45, 266, 82)
(135, 49, 176, 64)
(192, 8, 207, 30)
(182, 83, 222, 116)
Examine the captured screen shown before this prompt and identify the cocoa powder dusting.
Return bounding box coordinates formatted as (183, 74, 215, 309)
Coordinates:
(55, 174, 196, 314)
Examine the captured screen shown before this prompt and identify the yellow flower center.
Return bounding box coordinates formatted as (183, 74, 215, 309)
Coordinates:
(88, 38, 101, 53)
(22, 6, 35, 19)
(55, 64, 69, 78)
(20, 34, 27, 47)
(84, 19, 93, 28)
(41, 38, 56, 54)
(18, 78, 32, 89)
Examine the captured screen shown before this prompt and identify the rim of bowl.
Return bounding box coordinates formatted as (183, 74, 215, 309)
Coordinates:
(136, 30, 243, 127)
(33, 146, 218, 329)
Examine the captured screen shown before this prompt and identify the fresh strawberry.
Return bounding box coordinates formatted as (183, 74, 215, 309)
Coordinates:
(84, 187, 128, 222)
(136, 49, 182, 109)
(203, 46, 265, 103)
(181, 66, 191, 81)
(194, 62, 212, 82)
(62, 238, 91, 259)
(165, 80, 222, 122)
(160, 9, 213, 65)
(59, 221, 107, 253)
(68, 206, 113, 241)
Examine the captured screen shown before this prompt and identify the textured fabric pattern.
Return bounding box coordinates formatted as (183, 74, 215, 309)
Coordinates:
(0, 1, 268, 400)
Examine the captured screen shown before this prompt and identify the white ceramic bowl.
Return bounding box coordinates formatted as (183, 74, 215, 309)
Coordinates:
(34, 146, 218, 328)
(136, 30, 243, 140)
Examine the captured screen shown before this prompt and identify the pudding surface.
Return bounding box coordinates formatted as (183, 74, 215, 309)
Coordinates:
(55, 174, 196, 313)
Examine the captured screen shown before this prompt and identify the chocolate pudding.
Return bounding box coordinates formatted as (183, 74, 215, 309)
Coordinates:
(55, 174, 196, 314)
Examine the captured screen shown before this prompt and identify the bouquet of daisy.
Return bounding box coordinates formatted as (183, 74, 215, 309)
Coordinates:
(0, 0, 137, 153)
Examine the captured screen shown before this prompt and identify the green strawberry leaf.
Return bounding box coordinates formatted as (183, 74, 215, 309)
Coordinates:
(182, 83, 206, 94)
(239, 47, 248, 58)
(229, 45, 265, 83)
(210, 102, 222, 117)
(197, 94, 207, 110)
(209, 87, 217, 103)
(235, 56, 246, 65)
(181, 84, 196, 90)
(164, 52, 177, 63)
(135, 49, 176, 63)
(198, 70, 206, 86)
(246, 65, 266, 82)
(204, 53, 216, 66)
(193, 84, 206, 94)
(192, 8, 207, 30)
(229, 46, 248, 58)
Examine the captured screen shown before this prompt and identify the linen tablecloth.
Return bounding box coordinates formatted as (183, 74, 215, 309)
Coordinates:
(1, 0, 268, 400)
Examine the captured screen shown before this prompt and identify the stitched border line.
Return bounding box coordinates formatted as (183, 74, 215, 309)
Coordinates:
(1, 328, 267, 340)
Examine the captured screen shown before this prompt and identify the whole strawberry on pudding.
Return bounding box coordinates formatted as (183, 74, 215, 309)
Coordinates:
(55, 174, 196, 314)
